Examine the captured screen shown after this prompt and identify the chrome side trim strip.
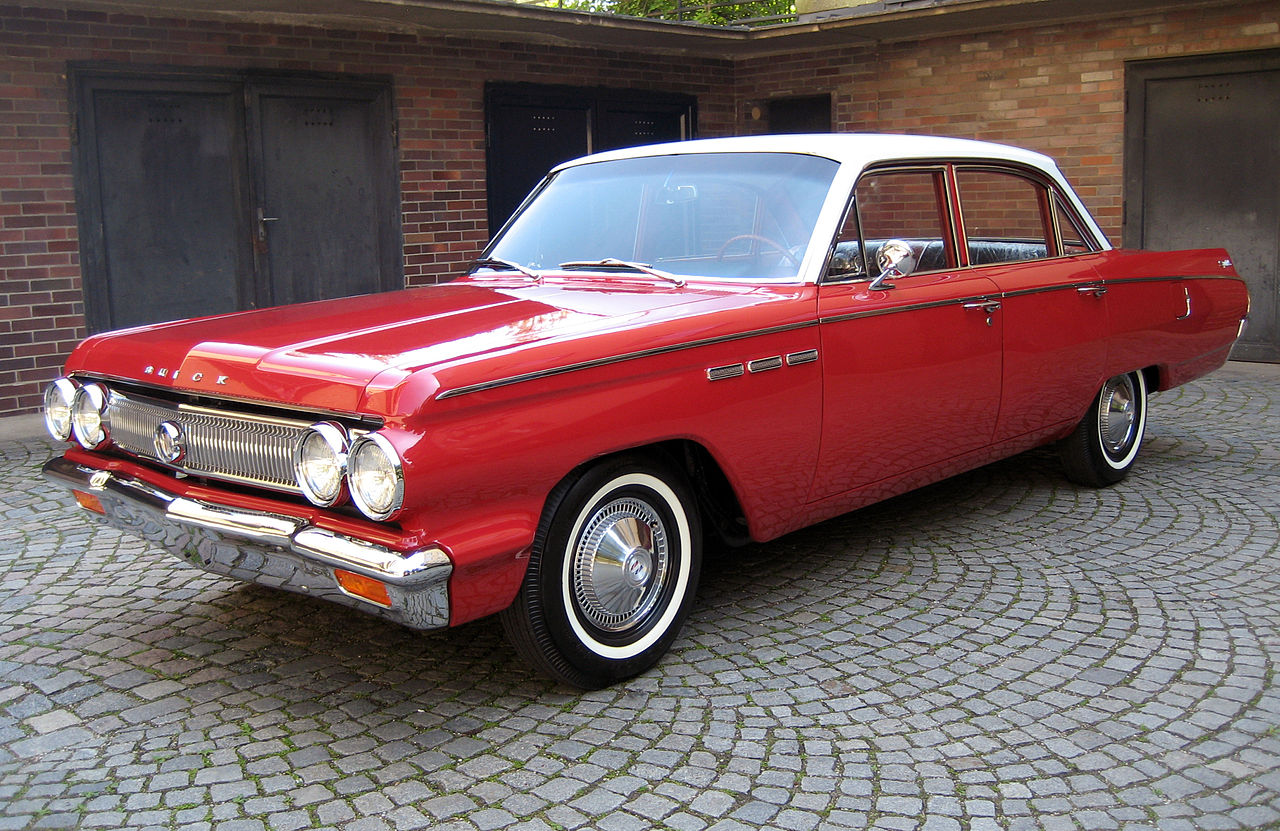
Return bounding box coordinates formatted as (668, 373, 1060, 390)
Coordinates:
(1177, 285, 1193, 321)
(707, 364, 745, 381)
(748, 356, 784, 373)
(440, 273, 1238, 399)
(436, 320, 817, 400)
(820, 295, 982, 325)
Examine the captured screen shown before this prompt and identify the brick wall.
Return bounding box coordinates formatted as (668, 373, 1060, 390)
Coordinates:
(2, 2, 1279, 417)
(737, 2, 1280, 244)
(0, 5, 736, 415)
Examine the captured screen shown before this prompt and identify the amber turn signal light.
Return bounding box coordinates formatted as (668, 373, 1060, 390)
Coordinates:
(333, 569, 392, 607)
(72, 490, 105, 514)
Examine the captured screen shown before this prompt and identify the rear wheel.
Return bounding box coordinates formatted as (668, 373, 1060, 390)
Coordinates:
(500, 454, 702, 689)
(1060, 370, 1148, 487)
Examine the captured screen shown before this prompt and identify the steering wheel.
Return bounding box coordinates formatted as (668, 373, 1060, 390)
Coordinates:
(715, 234, 801, 268)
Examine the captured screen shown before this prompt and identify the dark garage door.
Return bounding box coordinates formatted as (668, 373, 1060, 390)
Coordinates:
(1126, 51, 1280, 362)
(73, 70, 401, 333)
(485, 83, 695, 233)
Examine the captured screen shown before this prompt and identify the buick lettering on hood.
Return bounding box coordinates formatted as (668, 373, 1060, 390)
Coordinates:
(42, 135, 1249, 688)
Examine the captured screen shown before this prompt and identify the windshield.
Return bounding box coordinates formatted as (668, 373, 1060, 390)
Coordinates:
(486, 152, 840, 281)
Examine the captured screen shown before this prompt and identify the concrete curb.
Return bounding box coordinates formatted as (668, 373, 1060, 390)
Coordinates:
(0, 413, 45, 442)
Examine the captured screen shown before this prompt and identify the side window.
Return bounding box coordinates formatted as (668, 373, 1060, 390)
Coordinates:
(1053, 193, 1097, 255)
(827, 198, 864, 278)
(955, 168, 1051, 266)
(853, 169, 953, 278)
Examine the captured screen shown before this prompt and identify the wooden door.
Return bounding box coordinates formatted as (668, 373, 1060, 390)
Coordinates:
(76, 80, 252, 331)
(485, 96, 592, 236)
(250, 82, 400, 306)
(73, 70, 402, 334)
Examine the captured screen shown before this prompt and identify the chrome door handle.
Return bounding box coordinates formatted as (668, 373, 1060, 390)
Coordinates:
(1077, 285, 1107, 298)
(963, 300, 1001, 314)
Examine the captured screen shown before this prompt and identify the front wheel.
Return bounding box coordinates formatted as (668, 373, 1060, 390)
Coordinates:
(500, 455, 702, 689)
(1059, 370, 1148, 487)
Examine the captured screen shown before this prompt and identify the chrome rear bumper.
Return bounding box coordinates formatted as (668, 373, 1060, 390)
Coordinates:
(42, 456, 452, 630)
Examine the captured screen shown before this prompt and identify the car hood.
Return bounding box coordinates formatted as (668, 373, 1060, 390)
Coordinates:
(68, 277, 808, 416)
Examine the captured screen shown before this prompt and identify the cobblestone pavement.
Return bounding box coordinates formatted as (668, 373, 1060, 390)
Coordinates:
(2, 364, 1278, 831)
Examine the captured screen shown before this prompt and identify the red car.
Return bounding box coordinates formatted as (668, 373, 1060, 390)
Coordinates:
(42, 135, 1249, 688)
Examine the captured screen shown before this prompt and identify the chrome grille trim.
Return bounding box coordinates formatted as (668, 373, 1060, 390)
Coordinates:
(105, 389, 314, 494)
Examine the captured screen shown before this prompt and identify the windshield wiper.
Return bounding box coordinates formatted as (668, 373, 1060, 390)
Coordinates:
(558, 258, 686, 287)
(469, 257, 541, 282)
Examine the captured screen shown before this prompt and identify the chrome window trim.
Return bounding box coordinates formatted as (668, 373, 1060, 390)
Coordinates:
(819, 294, 999, 326)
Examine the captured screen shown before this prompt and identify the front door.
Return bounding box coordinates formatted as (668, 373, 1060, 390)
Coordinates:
(813, 167, 1002, 500)
(73, 70, 401, 333)
(1126, 51, 1280, 362)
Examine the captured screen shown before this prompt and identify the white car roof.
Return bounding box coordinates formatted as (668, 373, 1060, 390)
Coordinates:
(557, 133, 1058, 177)
(553, 133, 1110, 250)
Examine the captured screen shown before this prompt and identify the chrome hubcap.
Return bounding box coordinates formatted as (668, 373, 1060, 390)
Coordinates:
(1099, 375, 1138, 455)
(572, 497, 669, 632)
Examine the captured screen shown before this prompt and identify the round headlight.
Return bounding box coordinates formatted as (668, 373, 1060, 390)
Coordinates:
(70, 383, 110, 449)
(293, 422, 348, 507)
(348, 433, 404, 521)
(44, 378, 79, 441)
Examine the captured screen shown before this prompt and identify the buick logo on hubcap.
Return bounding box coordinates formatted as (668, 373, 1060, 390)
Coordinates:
(154, 421, 186, 464)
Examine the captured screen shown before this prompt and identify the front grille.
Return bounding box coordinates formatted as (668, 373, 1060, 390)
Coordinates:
(105, 389, 316, 494)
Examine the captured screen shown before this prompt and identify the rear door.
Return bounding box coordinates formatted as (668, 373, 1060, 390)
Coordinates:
(951, 165, 1109, 442)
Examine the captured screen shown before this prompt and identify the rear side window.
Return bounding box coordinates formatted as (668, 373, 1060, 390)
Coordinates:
(955, 168, 1051, 266)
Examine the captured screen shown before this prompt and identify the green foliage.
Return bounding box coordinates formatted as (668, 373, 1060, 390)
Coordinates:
(523, 0, 797, 26)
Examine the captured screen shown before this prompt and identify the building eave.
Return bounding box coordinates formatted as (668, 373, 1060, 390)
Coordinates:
(27, 0, 1240, 59)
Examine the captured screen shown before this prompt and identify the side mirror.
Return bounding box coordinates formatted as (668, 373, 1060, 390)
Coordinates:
(869, 239, 916, 290)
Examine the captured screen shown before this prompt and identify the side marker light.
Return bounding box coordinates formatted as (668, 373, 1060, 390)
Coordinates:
(73, 490, 106, 514)
(333, 569, 392, 607)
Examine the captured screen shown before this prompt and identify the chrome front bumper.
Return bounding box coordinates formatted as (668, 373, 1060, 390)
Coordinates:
(42, 456, 453, 630)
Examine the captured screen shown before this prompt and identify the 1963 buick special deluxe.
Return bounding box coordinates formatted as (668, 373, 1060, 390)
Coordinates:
(42, 134, 1249, 688)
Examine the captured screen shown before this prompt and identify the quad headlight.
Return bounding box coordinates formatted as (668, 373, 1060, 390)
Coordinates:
(70, 382, 111, 449)
(43, 377, 79, 441)
(293, 422, 349, 507)
(347, 433, 404, 521)
(293, 425, 405, 520)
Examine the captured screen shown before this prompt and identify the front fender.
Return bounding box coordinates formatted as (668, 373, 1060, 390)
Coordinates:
(388, 326, 824, 625)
